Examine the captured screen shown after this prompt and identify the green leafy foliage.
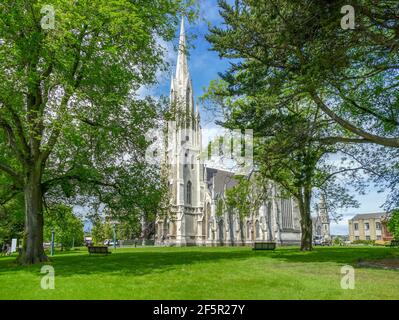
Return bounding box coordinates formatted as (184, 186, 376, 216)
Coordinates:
(204, 0, 399, 212)
(225, 176, 266, 221)
(387, 209, 399, 240)
(43, 204, 84, 249)
(0, 193, 24, 245)
(215, 197, 224, 217)
(91, 220, 114, 245)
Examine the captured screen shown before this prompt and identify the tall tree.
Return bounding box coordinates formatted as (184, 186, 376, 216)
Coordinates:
(204, 0, 394, 249)
(204, 81, 357, 250)
(0, 0, 194, 264)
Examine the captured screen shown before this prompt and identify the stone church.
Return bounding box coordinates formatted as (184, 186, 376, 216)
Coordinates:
(155, 19, 329, 246)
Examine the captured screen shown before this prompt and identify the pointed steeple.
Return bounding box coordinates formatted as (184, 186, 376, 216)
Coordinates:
(176, 17, 189, 84)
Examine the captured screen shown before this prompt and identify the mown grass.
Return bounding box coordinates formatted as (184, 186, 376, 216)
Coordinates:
(0, 246, 398, 300)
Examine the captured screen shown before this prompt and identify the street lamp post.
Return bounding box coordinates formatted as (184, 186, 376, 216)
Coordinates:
(50, 230, 55, 256)
(113, 223, 117, 251)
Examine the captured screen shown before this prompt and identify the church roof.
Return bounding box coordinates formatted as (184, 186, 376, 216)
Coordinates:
(205, 165, 235, 175)
(205, 166, 239, 197)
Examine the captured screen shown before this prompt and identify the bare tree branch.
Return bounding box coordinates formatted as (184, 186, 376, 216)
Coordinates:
(318, 137, 374, 145)
(310, 93, 399, 148)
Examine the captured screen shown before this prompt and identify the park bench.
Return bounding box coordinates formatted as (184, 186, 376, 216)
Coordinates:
(253, 242, 276, 250)
(88, 246, 111, 255)
(390, 240, 399, 248)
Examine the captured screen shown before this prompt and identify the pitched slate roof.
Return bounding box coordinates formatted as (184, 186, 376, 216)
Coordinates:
(350, 212, 387, 221)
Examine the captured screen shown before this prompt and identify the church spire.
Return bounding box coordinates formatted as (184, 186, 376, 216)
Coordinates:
(176, 17, 189, 84)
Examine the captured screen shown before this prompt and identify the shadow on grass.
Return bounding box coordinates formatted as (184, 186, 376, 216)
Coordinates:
(268, 246, 399, 265)
(0, 247, 259, 277)
(0, 246, 397, 278)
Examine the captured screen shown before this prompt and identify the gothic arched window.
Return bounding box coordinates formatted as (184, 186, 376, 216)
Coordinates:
(255, 220, 260, 239)
(218, 219, 224, 241)
(186, 181, 192, 205)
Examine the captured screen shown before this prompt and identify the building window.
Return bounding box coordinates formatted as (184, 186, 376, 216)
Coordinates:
(163, 219, 169, 239)
(255, 220, 260, 239)
(355, 236, 360, 240)
(364, 223, 369, 230)
(186, 181, 192, 205)
(246, 221, 251, 239)
(377, 235, 382, 240)
(376, 222, 381, 230)
(218, 219, 224, 241)
(366, 236, 370, 240)
(354, 223, 358, 230)
(281, 199, 293, 229)
(191, 155, 194, 169)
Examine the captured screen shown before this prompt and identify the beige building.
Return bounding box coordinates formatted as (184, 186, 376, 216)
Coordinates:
(348, 213, 388, 242)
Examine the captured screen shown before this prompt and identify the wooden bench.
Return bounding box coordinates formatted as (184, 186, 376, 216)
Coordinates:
(88, 246, 111, 255)
(253, 242, 276, 250)
(390, 240, 399, 248)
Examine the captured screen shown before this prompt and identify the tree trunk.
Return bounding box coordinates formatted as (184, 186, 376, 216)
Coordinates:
(300, 211, 313, 251)
(18, 169, 48, 265)
(298, 187, 313, 251)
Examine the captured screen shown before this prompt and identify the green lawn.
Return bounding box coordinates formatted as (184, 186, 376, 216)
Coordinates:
(0, 246, 398, 300)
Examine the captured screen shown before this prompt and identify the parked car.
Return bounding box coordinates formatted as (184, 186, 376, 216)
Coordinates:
(313, 235, 323, 246)
(314, 236, 332, 246)
(104, 239, 119, 247)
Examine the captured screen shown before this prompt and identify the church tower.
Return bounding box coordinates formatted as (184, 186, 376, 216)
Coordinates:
(163, 18, 205, 246)
(319, 196, 331, 242)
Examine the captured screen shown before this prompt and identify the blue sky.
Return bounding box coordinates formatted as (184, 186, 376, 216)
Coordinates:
(144, 0, 390, 235)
